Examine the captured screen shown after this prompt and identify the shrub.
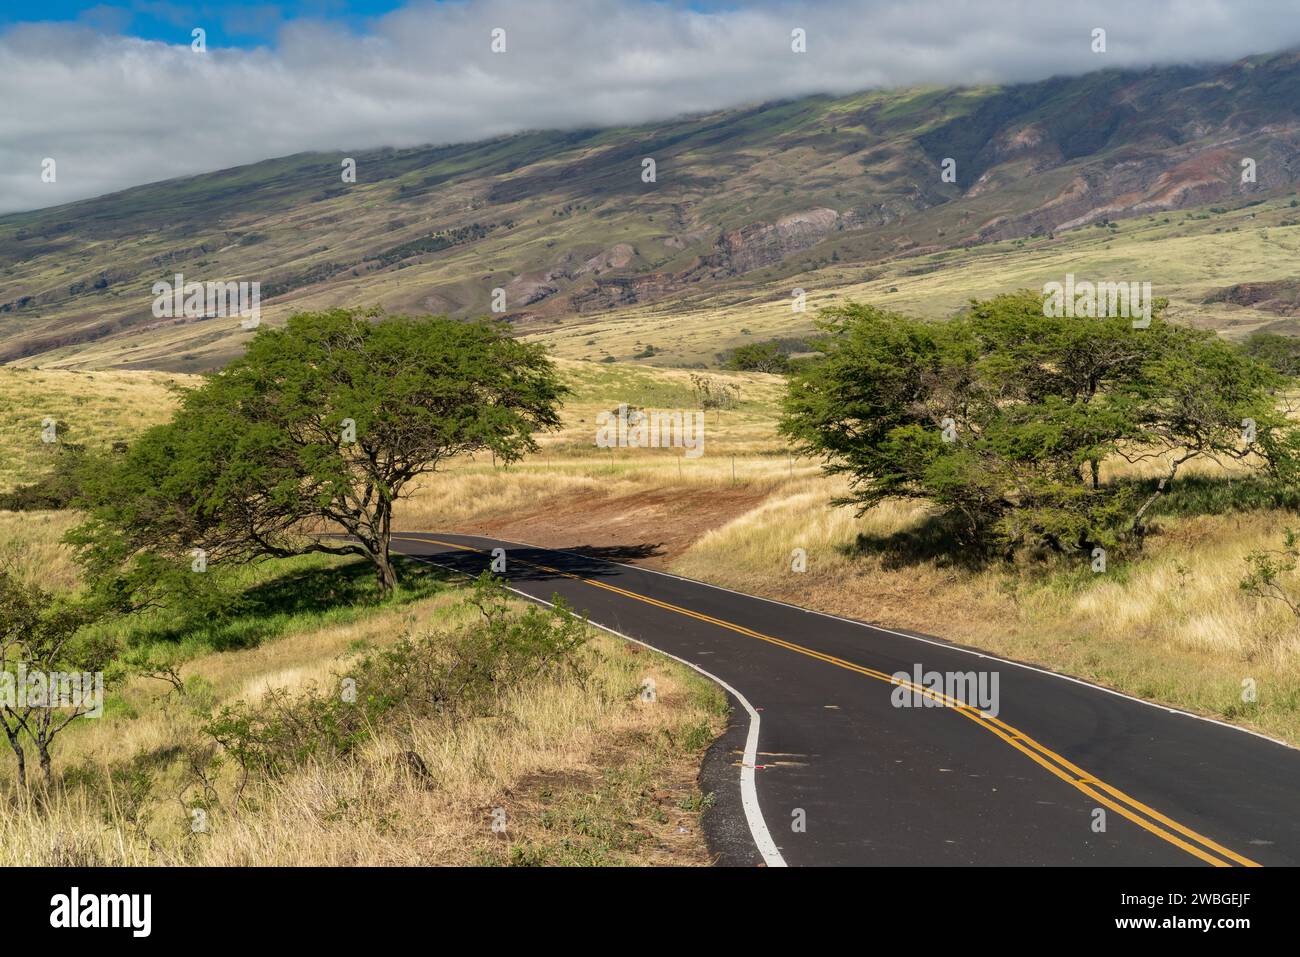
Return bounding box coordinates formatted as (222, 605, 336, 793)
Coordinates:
(199, 574, 587, 789)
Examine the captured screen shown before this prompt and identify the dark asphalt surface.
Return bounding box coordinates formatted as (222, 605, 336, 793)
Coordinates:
(391, 531, 1300, 867)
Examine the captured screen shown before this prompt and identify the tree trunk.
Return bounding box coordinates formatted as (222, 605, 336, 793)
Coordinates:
(3, 728, 26, 790)
(38, 744, 52, 790)
(374, 550, 397, 598)
(372, 503, 396, 598)
(1132, 476, 1170, 538)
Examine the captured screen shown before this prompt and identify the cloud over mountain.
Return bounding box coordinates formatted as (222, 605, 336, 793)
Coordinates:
(3, 0, 1299, 213)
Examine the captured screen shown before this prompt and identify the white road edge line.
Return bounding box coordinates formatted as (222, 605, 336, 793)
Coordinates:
(400, 551, 788, 868)
(398, 531, 1296, 752)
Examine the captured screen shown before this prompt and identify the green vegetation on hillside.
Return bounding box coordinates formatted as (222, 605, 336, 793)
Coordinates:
(7, 51, 1300, 371)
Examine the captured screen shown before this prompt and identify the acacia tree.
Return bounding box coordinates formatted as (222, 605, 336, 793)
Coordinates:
(74, 310, 566, 597)
(0, 569, 115, 789)
(780, 292, 1299, 556)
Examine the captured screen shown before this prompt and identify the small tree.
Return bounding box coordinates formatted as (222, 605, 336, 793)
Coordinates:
(1241, 529, 1300, 618)
(725, 341, 793, 374)
(689, 373, 741, 411)
(73, 310, 567, 598)
(0, 569, 115, 789)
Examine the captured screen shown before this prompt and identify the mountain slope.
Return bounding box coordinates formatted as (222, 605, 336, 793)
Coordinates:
(2, 50, 1299, 371)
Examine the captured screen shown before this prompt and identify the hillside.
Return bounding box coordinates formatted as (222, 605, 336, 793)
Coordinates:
(3, 50, 1300, 371)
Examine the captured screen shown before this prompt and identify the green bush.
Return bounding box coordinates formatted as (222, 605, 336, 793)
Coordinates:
(1240, 332, 1300, 378)
(200, 574, 588, 784)
(724, 341, 792, 373)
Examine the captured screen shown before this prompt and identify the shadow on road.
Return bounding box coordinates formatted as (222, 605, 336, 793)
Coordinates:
(413, 544, 640, 587)
(563, 543, 664, 562)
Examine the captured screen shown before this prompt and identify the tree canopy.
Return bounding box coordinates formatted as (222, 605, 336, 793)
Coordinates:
(73, 310, 567, 597)
(780, 292, 1300, 557)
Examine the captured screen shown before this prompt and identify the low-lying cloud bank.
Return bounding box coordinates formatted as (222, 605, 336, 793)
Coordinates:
(3, 0, 1298, 213)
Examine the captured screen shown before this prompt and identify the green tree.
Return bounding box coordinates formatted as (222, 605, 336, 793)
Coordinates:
(0, 569, 116, 789)
(73, 310, 566, 598)
(725, 341, 793, 374)
(781, 293, 1298, 557)
(1240, 332, 1300, 378)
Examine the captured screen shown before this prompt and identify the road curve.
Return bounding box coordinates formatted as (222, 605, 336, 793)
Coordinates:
(391, 531, 1300, 867)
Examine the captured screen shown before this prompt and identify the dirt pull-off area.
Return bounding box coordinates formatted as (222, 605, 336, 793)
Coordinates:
(454, 485, 770, 568)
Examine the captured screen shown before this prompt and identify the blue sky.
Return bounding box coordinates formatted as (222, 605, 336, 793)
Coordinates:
(0, 1, 409, 48)
(0, 1, 730, 48)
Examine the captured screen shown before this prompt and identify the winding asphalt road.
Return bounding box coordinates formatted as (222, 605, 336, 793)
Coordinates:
(391, 531, 1300, 867)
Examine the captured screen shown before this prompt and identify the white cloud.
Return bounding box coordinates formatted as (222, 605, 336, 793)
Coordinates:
(2, 0, 1298, 213)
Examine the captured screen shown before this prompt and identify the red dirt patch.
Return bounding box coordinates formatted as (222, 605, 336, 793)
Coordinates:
(454, 485, 770, 568)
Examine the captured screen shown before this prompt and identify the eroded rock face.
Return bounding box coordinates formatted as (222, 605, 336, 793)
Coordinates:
(505, 269, 567, 306)
(506, 243, 638, 307)
(570, 272, 680, 312)
(567, 209, 845, 311)
(702, 207, 841, 277)
(578, 243, 635, 275)
(1204, 280, 1300, 316)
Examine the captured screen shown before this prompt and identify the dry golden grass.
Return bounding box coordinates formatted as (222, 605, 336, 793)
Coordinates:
(0, 368, 201, 492)
(0, 510, 82, 590)
(393, 358, 800, 532)
(394, 454, 815, 533)
(188, 642, 721, 867)
(0, 583, 726, 866)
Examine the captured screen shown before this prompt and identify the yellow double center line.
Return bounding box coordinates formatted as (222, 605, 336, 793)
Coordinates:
(393, 533, 1259, 867)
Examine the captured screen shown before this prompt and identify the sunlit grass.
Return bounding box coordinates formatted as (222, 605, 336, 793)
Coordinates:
(0, 576, 726, 866)
(0, 368, 200, 492)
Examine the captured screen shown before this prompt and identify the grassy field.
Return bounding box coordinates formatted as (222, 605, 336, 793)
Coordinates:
(0, 368, 727, 866)
(0, 368, 200, 492)
(0, 528, 726, 866)
(3, 339, 1299, 870)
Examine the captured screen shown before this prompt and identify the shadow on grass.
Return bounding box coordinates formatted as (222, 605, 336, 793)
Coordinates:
(131, 554, 452, 653)
(1144, 474, 1300, 518)
(842, 475, 1298, 573)
(840, 510, 992, 571)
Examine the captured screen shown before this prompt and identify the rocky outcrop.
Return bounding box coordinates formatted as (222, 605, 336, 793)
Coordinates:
(569, 272, 681, 312)
(1204, 279, 1300, 316)
(692, 208, 840, 278)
